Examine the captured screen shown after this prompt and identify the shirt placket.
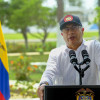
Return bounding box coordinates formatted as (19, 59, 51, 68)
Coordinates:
(75, 51, 80, 85)
(75, 45, 86, 85)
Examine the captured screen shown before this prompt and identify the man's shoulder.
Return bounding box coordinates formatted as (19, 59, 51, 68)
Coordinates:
(84, 40, 100, 51)
(84, 40, 97, 45)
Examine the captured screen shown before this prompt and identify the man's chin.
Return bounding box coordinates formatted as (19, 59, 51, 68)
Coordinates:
(69, 39, 76, 44)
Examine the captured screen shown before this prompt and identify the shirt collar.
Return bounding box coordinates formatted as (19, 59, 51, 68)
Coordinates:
(65, 39, 87, 53)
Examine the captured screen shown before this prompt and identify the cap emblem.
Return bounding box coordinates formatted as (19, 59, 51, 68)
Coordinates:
(64, 15, 73, 22)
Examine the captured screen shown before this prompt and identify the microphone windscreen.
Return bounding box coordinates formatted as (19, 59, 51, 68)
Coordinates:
(69, 50, 76, 58)
(81, 50, 89, 58)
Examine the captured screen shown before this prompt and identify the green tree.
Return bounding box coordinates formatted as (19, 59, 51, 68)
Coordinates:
(7, 0, 43, 49)
(30, 7, 57, 49)
(0, 1, 10, 24)
(7, 0, 57, 50)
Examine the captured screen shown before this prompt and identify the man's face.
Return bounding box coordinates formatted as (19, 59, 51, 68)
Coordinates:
(61, 23, 84, 50)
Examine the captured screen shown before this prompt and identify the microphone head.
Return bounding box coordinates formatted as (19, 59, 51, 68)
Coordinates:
(69, 50, 76, 58)
(81, 50, 89, 58)
(81, 50, 91, 64)
(69, 50, 78, 65)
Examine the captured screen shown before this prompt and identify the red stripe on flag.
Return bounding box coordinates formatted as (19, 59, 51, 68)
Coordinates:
(0, 91, 5, 100)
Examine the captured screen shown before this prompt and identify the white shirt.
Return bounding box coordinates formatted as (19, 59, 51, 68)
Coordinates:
(40, 40, 100, 85)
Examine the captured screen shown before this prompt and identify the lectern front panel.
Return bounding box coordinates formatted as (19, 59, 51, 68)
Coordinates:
(44, 85, 100, 100)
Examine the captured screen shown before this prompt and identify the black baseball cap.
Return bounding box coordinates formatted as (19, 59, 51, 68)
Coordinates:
(59, 15, 82, 30)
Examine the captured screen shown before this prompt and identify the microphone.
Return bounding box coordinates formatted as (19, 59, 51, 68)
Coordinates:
(81, 50, 91, 65)
(69, 50, 78, 66)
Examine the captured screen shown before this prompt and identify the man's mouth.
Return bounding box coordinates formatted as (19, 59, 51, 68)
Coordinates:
(69, 36, 75, 40)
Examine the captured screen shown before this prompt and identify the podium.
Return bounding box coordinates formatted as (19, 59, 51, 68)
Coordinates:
(44, 85, 100, 100)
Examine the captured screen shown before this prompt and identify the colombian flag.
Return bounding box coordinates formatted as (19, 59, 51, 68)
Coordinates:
(0, 22, 10, 100)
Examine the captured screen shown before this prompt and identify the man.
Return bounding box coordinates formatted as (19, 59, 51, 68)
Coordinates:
(37, 15, 100, 100)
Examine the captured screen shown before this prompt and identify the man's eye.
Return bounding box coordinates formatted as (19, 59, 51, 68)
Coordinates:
(66, 28, 69, 30)
(72, 26, 76, 29)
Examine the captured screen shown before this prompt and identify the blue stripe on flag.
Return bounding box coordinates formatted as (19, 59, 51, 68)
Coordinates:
(0, 59, 10, 100)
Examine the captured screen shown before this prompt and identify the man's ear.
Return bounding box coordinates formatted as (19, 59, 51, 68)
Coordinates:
(82, 28, 84, 32)
(61, 33, 63, 36)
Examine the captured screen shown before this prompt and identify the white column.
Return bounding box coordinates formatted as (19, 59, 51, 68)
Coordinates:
(56, 24, 65, 47)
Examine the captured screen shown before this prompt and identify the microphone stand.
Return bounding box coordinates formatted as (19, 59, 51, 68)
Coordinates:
(73, 64, 90, 85)
(79, 64, 82, 85)
(69, 49, 91, 85)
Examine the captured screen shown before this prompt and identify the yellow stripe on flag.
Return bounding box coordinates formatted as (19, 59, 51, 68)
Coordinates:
(0, 22, 9, 73)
